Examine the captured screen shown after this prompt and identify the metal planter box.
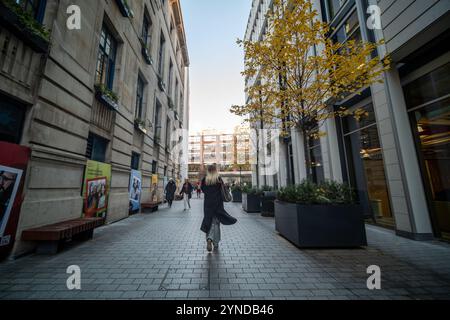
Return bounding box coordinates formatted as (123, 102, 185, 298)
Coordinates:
(242, 193, 261, 213)
(261, 191, 277, 217)
(275, 200, 367, 248)
(231, 190, 242, 202)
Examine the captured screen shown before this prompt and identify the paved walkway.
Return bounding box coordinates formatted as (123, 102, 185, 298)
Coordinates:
(1, 198, 450, 300)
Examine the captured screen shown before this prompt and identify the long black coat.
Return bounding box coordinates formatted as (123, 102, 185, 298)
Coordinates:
(165, 181, 176, 201)
(200, 178, 237, 233)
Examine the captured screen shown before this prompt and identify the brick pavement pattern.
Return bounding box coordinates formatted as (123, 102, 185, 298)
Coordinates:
(1, 198, 450, 300)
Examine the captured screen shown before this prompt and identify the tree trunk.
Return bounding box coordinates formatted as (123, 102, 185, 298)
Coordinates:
(302, 129, 312, 181)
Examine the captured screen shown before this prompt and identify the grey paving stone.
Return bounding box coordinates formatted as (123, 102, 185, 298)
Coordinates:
(1, 200, 450, 301)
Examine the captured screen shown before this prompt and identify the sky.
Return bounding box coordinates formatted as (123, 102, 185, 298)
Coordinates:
(181, 0, 252, 134)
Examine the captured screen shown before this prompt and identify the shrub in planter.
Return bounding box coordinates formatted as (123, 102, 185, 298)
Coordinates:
(94, 84, 119, 111)
(242, 187, 263, 213)
(134, 118, 148, 134)
(0, 0, 50, 53)
(275, 180, 367, 248)
(261, 186, 277, 217)
(231, 185, 242, 203)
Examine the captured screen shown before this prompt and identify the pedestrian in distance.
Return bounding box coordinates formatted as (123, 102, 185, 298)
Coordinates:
(165, 179, 177, 208)
(196, 182, 202, 198)
(180, 179, 194, 211)
(200, 165, 237, 252)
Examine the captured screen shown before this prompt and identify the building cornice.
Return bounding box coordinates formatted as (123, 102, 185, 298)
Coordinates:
(170, 0, 190, 67)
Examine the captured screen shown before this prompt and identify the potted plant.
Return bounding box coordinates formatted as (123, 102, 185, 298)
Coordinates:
(94, 84, 119, 111)
(260, 186, 277, 217)
(134, 118, 147, 134)
(157, 76, 166, 92)
(168, 97, 175, 110)
(242, 186, 262, 213)
(115, 0, 134, 18)
(231, 185, 243, 203)
(0, 0, 50, 53)
(275, 180, 367, 248)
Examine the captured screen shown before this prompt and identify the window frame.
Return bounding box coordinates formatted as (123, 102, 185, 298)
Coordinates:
(95, 25, 118, 90)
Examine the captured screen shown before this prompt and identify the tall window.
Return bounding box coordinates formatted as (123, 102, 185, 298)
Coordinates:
(152, 160, 157, 174)
(331, 8, 361, 44)
(174, 79, 179, 110)
(86, 132, 108, 163)
(158, 33, 165, 76)
(0, 95, 26, 144)
(135, 76, 145, 119)
(327, 0, 345, 18)
(154, 100, 162, 139)
(131, 152, 140, 170)
(16, 0, 46, 22)
(142, 13, 152, 47)
(168, 60, 173, 98)
(95, 25, 117, 90)
(165, 118, 171, 147)
(308, 133, 325, 184)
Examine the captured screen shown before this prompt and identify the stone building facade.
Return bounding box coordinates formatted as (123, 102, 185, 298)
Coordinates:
(245, 0, 450, 240)
(0, 0, 190, 258)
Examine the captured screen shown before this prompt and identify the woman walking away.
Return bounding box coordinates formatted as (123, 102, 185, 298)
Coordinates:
(180, 179, 194, 211)
(165, 179, 177, 208)
(201, 165, 237, 252)
(196, 183, 202, 198)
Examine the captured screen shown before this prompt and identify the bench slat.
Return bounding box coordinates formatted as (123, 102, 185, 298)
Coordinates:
(22, 218, 104, 241)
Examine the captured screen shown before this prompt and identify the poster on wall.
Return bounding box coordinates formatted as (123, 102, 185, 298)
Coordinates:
(82, 160, 111, 219)
(129, 170, 142, 213)
(0, 142, 30, 260)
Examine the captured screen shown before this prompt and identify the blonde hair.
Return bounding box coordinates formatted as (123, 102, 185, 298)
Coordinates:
(205, 165, 220, 186)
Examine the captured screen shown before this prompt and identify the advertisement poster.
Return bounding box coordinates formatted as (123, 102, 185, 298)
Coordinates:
(0, 142, 30, 260)
(129, 170, 142, 213)
(83, 160, 111, 219)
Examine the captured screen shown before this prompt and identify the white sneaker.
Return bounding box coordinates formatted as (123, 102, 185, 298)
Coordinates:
(207, 240, 212, 252)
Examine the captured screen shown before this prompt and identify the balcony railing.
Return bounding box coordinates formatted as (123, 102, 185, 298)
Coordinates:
(0, 27, 42, 91)
(91, 98, 114, 132)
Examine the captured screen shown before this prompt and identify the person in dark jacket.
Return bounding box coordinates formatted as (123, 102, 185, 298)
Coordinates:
(201, 165, 237, 252)
(165, 179, 177, 208)
(180, 179, 194, 211)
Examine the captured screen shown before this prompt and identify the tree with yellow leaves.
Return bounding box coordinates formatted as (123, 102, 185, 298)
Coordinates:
(231, 0, 390, 179)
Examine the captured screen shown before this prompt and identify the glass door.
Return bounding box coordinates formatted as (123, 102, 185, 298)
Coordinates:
(341, 101, 394, 227)
(404, 62, 450, 240)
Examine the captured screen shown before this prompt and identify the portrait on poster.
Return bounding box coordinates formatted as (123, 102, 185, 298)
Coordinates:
(85, 177, 108, 216)
(0, 166, 23, 241)
(129, 170, 142, 212)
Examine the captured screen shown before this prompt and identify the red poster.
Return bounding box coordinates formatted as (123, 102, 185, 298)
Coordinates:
(0, 141, 30, 261)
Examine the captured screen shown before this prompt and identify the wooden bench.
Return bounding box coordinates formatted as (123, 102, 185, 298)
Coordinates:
(141, 201, 162, 213)
(21, 217, 104, 254)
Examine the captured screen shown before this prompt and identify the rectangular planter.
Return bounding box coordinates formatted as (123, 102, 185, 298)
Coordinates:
(231, 190, 242, 202)
(261, 191, 277, 217)
(141, 46, 152, 65)
(275, 200, 367, 248)
(95, 91, 119, 111)
(0, 2, 50, 53)
(242, 193, 261, 213)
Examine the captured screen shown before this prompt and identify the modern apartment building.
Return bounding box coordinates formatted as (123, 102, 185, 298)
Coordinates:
(245, 0, 450, 240)
(0, 0, 190, 258)
(188, 127, 252, 184)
